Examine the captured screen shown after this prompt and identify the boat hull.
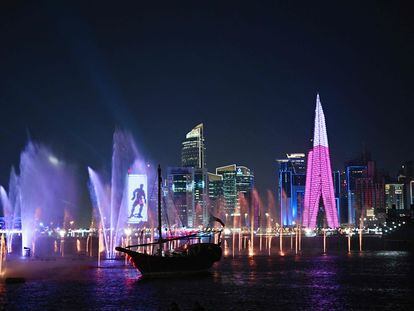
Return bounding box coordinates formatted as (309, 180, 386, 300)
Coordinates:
(116, 243, 222, 276)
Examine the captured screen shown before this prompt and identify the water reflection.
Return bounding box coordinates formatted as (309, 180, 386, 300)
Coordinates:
(0, 252, 411, 310)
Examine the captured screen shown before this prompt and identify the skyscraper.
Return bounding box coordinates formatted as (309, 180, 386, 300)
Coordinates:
(385, 183, 405, 211)
(216, 164, 254, 216)
(166, 167, 195, 228)
(181, 123, 207, 226)
(302, 94, 339, 229)
(207, 172, 223, 216)
(344, 153, 385, 225)
(277, 153, 306, 226)
(193, 170, 207, 226)
(398, 160, 414, 212)
(181, 123, 205, 169)
(333, 170, 341, 218)
(216, 165, 237, 216)
(346, 165, 366, 224)
(355, 161, 385, 221)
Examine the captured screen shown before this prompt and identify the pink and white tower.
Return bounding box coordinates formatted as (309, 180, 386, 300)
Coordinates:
(302, 94, 339, 229)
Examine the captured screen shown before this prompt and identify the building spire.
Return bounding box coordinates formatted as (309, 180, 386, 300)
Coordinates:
(313, 93, 329, 148)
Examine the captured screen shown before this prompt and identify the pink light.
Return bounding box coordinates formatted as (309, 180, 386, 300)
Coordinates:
(302, 95, 339, 229)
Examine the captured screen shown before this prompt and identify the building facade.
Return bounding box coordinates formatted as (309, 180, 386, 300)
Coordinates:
(398, 160, 414, 212)
(193, 168, 207, 226)
(166, 167, 195, 228)
(181, 123, 207, 226)
(345, 155, 385, 225)
(277, 153, 306, 226)
(181, 123, 205, 169)
(346, 165, 366, 225)
(207, 172, 223, 217)
(333, 170, 341, 219)
(385, 183, 405, 211)
(215, 164, 254, 217)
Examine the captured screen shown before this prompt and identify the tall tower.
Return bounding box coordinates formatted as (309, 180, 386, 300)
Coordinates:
(302, 94, 339, 228)
(181, 123, 205, 169)
(181, 123, 207, 226)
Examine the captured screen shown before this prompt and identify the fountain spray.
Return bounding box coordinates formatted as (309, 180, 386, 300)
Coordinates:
(0, 234, 6, 277)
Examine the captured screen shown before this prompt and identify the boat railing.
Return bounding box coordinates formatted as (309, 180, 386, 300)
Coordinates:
(123, 228, 223, 252)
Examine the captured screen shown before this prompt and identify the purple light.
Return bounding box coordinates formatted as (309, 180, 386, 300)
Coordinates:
(302, 95, 339, 229)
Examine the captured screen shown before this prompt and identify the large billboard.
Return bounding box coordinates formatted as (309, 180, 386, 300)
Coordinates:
(127, 174, 148, 223)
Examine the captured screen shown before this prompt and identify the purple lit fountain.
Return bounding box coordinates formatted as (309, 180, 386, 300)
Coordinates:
(0, 168, 22, 253)
(0, 142, 79, 256)
(88, 130, 152, 259)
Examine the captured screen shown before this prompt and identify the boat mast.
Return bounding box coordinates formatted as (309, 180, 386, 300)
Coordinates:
(157, 165, 163, 254)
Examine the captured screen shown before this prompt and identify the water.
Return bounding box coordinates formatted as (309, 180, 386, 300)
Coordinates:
(0, 141, 80, 256)
(88, 129, 152, 259)
(1, 251, 412, 310)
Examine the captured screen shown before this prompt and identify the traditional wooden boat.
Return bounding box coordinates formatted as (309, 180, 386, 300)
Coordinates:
(116, 165, 223, 276)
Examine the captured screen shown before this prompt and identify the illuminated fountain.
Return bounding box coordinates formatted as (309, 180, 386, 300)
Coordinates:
(0, 168, 22, 254)
(0, 185, 16, 254)
(98, 228, 105, 267)
(279, 192, 284, 256)
(88, 130, 152, 259)
(249, 207, 254, 256)
(0, 234, 6, 276)
(1, 141, 79, 256)
(295, 225, 298, 254)
(359, 218, 364, 252)
(266, 190, 275, 253)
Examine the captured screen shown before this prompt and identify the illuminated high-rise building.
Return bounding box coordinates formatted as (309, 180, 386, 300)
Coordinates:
(193, 170, 207, 226)
(344, 152, 385, 225)
(302, 94, 339, 229)
(216, 164, 254, 215)
(385, 183, 405, 211)
(166, 167, 195, 228)
(346, 165, 366, 224)
(181, 123, 207, 226)
(333, 170, 341, 218)
(216, 165, 237, 215)
(207, 172, 223, 218)
(277, 153, 306, 226)
(398, 160, 414, 212)
(182, 123, 205, 169)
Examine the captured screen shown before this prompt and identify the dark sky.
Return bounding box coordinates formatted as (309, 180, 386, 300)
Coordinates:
(1, 1, 413, 197)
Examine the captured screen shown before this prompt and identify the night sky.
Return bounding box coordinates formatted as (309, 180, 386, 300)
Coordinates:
(1, 1, 413, 199)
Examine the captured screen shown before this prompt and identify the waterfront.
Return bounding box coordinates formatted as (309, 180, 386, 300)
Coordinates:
(1, 1, 414, 310)
(1, 251, 412, 310)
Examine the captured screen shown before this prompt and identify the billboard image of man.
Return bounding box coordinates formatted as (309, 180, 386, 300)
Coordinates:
(129, 184, 146, 219)
(127, 174, 148, 223)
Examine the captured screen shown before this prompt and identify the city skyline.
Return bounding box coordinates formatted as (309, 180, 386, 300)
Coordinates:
(1, 2, 413, 196)
(0, 99, 410, 195)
